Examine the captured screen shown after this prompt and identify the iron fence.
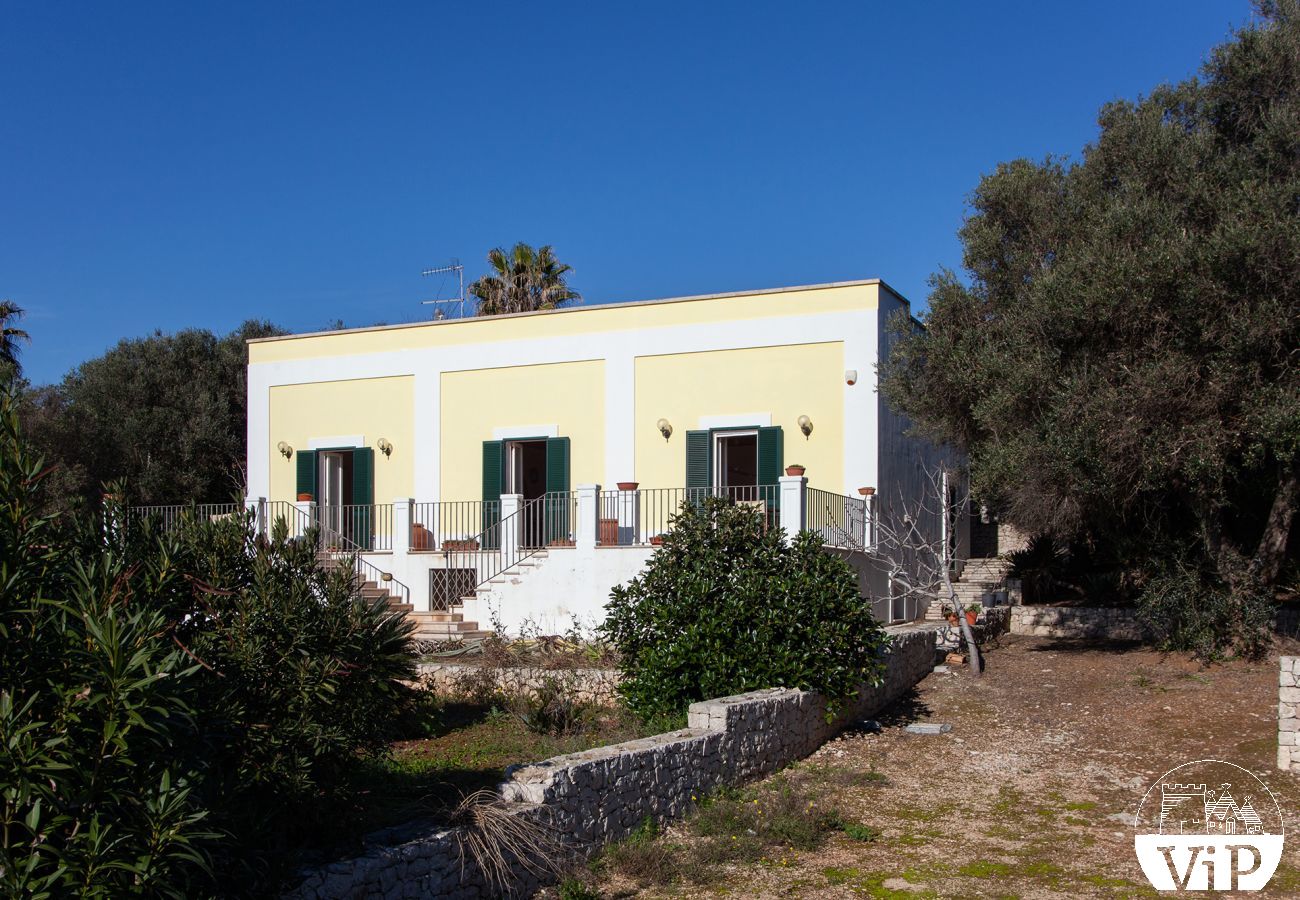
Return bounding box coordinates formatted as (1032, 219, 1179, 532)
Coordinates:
(127, 503, 244, 532)
(596, 484, 781, 546)
(318, 503, 393, 551)
(410, 500, 501, 551)
(805, 487, 872, 548)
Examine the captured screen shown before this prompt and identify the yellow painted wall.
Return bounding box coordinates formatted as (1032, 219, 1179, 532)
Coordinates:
(440, 361, 606, 502)
(268, 376, 415, 507)
(634, 343, 845, 492)
(250, 282, 879, 363)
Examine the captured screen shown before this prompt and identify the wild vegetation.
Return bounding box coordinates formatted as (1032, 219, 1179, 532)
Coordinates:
(0, 386, 418, 897)
(603, 497, 887, 720)
(882, 1, 1300, 657)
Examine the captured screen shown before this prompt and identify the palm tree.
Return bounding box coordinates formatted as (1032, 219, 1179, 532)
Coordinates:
(468, 243, 581, 316)
(0, 300, 29, 379)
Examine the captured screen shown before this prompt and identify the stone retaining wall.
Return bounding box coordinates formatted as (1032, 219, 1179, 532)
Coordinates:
(1279, 656, 1299, 772)
(1009, 605, 1146, 641)
(414, 662, 621, 705)
(285, 625, 939, 899)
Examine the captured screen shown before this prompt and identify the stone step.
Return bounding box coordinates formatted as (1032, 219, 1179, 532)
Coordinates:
(407, 611, 465, 623)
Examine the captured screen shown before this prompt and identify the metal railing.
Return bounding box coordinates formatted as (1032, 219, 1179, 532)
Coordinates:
(437, 496, 538, 608)
(409, 500, 500, 551)
(265, 501, 411, 606)
(805, 487, 873, 549)
(596, 485, 781, 547)
(317, 502, 394, 551)
(127, 503, 244, 532)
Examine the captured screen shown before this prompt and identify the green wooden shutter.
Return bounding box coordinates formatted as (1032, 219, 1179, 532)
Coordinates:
(351, 447, 374, 550)
(544, 437, 571, 543)
(685, 430, 711, 505)
(481, 441, 504, 547)
(757, 426, 784, 517)
(296, 449, 318, 499)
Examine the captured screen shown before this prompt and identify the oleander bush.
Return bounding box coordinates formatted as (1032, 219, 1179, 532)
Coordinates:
(603, 496, 887, 720)
(0, 386, 416, 897)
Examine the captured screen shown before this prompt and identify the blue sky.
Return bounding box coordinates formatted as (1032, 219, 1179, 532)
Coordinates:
(2, 1, 1250, 385)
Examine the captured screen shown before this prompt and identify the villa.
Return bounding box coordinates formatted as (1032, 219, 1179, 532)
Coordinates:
(242, 279, 970, 639)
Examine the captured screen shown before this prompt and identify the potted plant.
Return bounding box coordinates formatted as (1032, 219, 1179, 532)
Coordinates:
(942, 604, 958, 626)
(617, 481, 639, 491)
(297, 492, 313, 502)
(964, 603, 981, 627)
(650, 534, 666, 546)
(857, 486, 875, 496)
(785, 464, 806, 477)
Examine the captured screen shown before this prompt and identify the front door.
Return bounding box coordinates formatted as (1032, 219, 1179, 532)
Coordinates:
(714, 431, 758, 500)
(507, 440, 548, 546)
(319, 450, 353, 544)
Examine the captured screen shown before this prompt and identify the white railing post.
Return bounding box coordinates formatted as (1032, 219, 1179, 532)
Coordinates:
(295, 499, 315, 542)
(500, 493, 523, 562)
(779, 475, 806, 546)
(576, 485, 599, 550)
(393, 498, 412, 554)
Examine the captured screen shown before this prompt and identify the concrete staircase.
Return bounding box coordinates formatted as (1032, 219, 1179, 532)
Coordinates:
(925, 556, 1013, 621)
(319, 552, 492, 643)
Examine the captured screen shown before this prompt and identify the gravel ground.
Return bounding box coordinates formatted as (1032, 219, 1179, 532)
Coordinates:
(586, 633, 1300, 898)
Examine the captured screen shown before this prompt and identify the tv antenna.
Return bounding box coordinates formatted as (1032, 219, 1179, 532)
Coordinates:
(421, 260, 466, 320)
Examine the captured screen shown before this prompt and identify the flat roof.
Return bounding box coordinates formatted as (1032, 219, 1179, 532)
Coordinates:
(247, 277, 908, 344)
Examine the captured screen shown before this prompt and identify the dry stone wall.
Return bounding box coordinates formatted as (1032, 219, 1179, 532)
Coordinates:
(284, 625, 938, 899)
(414, 663, 621, 705)
(1279, 656, 1300, 772)
(1009, 605, 1146, 641)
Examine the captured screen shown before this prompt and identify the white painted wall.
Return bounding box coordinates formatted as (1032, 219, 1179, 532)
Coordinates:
(458, 546, 654, 635)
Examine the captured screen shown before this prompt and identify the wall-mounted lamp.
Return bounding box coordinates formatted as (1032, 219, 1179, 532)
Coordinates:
(656, 418, 673, 442)
(797, 415, 813, 439)
(845, 369, 858, 386)
(376, 438, 393, 457)
(277, 441, 293, 459)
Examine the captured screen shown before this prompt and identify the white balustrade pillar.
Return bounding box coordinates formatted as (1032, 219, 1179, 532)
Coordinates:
(295, 500, 315, 541)
(778, 475, 807, 546)
(500, 493, 523, 560)
(576, 484, 599, 551)
(244, 495, 267, 536)
(393, 498, 412, 554)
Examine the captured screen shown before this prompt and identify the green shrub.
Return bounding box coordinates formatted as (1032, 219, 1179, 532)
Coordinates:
(0, 386, 417, 896)
(602, 496, 887, 720)
(1136, 562, 1273, 661)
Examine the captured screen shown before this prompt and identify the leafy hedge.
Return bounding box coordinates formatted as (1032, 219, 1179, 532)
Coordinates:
(0, 387, 417, 897)
(603, 497, 887, 720)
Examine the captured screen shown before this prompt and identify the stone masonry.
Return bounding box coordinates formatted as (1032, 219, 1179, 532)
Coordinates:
(1009, 605, 1147, 641)
(1279, 656, 1300, 772)
(284, 625, 939, 899)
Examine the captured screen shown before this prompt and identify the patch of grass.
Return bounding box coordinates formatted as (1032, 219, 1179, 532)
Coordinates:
(822, 867, 939, 899)
(1063, 800, 1096, 811)
(840, 821, 881, 842)
(600, 818, 681, 887)
(959, 860, 1017, 878)
(557, 876, 601, 900)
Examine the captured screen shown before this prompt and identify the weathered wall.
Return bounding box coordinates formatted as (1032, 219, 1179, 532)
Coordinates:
(415, 662, 622, 705)
(1279, 656, 1300, 772)
(1009, 606, 1146, 641)
(284, 625, 939, 899)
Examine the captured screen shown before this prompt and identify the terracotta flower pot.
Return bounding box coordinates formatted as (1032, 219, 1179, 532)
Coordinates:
(858, 486, 875, 496)
(297, 492, 313, 502)
(617, 481, 639, 491)
(650, 535, 665, 546)
(785, 465, 806, 477)
(965, 610, 978, 627)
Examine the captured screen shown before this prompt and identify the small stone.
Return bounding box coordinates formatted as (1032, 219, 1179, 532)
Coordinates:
(905, 723, 953, 735)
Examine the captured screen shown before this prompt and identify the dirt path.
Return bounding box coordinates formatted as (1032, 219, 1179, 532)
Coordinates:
(594, 634, 1300, 898)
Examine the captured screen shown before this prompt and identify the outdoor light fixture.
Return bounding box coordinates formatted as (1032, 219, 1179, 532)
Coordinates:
(797, 415, 813, 439)
(656, 418, 673, 442)
(845, 369, 858, 386)
(277, 441, 293, 459)
(376, 437, 393, 457)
